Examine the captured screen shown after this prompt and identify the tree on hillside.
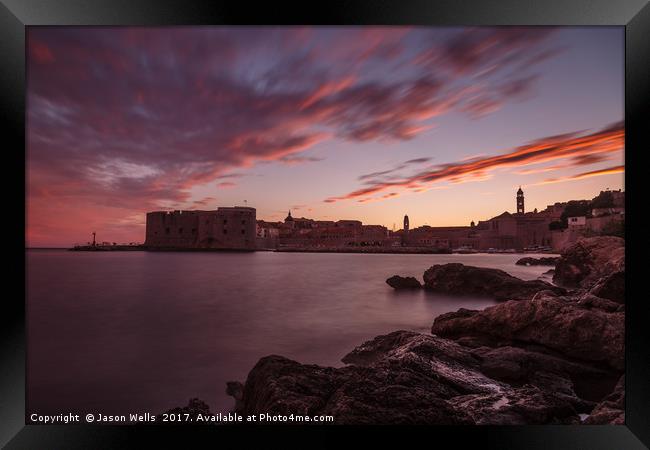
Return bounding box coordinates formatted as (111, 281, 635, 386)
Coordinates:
(552, 200, 592, 229)
(591, 190, 615, 209)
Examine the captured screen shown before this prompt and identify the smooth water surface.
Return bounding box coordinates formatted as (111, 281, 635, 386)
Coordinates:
(27, 250, 554, 415)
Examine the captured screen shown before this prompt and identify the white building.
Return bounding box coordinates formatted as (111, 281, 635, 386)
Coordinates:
(567, 216, 587, 229)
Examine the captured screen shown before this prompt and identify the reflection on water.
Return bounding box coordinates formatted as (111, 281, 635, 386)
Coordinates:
(27, 250, 554, 415)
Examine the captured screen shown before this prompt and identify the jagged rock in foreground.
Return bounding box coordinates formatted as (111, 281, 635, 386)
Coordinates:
(233, 350, 473, 425)
(431, 292, 624, 371)
(589, 270, 625, 304)
(515, 256, 559, 266)
(583, 375, 625, 424)
(423, 263, 566, 301)
(553, 236, 625, 289)
(386, 275, 422, 289)
(228, 331, 615, 425)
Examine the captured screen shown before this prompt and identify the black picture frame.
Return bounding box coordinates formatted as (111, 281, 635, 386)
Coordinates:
(2, 1, 648, 448)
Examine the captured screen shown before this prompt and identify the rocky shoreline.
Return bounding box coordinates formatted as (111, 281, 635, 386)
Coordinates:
(195, 236, 625, 425)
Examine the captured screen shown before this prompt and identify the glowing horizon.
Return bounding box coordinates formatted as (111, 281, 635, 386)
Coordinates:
(26, 27, 624, 247)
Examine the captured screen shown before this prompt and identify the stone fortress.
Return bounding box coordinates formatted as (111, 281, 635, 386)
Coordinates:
(145, 206, 256, 250)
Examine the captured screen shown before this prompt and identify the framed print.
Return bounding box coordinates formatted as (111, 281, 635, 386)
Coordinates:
(2, 0, 649, 448)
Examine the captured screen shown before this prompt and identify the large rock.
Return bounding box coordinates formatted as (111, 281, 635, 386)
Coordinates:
(471, 345, 617, 406)
(516, 256, 559, 266)
(346, 332, 608, 411)
(576, 292, 624, 313)
(423, 263, 565, 301)
(583, 375, 625, 424)
(447, 385, 579, 425)
(589, 271, 625, 304)
(431, 295, 624, 371)
(229, 331, 584, 425)
(232, 352, 473, 424)
(386, 275, 422, 289)
(553, 237, 625, 289)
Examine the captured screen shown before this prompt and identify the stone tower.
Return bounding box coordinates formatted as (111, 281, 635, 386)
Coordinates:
(404, 215, 410, 232)
(517, 187, 525, 214)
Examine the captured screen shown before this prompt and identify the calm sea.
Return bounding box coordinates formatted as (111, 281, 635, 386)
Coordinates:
(26, 250, 554, 416)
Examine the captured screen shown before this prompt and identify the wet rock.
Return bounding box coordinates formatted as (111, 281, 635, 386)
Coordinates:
(531, 289, 560, 301)
(576, 292, 624, 313)
(589, 271, 625, 304)
(230, 352, 472, 424)
(478, 357, 522, 381)
(553, 236, 624, 289)
(229, 331, 583, 425)
(341, 330, 479, 369)
(471, 345, 615, 407)
(423, 263, 565, 301)
(516, 256, 559, 266)
(583, 375, 625, 424)
(448, 385, 579, 425)
(431, 296, 624, 371)
(386, 275, 422, 289)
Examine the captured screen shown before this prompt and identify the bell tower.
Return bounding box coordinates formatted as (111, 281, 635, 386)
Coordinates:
(516, 187, 525, 214)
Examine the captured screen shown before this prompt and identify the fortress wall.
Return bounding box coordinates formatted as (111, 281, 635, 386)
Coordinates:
(197, 207, 256, 249)
(145, 211, 201, 247)
(146, 208, 256, 249)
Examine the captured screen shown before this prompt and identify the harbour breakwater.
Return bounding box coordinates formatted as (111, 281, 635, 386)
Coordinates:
(69, 244, 145, 251)
(276, 246, 453, 254)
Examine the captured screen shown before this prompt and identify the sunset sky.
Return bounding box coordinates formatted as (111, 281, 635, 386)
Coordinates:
(27, 26, 624, 247)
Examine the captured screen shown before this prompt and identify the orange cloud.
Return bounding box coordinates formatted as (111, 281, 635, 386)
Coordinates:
(535, 165, 624, 185)
(324, 122, 624, 203)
